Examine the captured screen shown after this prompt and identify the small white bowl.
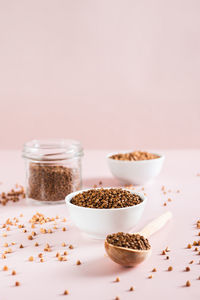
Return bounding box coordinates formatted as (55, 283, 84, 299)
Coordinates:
(65, 188, 147, 239)
(107, 151, 165, 186)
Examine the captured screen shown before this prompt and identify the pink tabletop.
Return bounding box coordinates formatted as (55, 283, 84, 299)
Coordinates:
(0, 150, 200, 300)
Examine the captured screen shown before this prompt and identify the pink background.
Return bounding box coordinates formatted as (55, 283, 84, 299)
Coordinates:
(0, 0, 200, 150)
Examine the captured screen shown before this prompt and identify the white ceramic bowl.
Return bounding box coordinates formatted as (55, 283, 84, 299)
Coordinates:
(107, 152, 165, 185)
(65, 188, 147, 239)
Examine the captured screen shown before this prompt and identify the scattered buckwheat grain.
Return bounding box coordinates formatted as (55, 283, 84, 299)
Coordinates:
(64, 290, 69, 295)
(28, 256, 34, 261)
(186, 280, 191, 287)
(152, 268, 157, 272)
(3, 265, 8, 271)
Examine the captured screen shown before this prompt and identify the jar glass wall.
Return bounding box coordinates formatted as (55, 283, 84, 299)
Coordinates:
(22, 139, 83, 204)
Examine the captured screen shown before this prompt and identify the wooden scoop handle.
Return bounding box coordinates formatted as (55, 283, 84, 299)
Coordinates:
(138, 211, 172, 238)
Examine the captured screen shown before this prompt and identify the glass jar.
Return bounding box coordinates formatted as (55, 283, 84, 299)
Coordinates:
(22, 139, 83, 204)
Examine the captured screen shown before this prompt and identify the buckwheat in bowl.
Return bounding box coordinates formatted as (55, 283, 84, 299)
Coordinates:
(65, 188, 147, 239)
(107, 150, 165, 186)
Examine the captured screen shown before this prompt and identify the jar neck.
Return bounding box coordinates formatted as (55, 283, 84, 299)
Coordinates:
(22, 139, 83, 162)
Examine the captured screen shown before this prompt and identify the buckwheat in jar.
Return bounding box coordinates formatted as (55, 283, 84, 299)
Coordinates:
(22, 139, 83, 204)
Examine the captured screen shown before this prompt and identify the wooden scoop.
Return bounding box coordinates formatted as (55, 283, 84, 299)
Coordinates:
(105, 211, 172, 267)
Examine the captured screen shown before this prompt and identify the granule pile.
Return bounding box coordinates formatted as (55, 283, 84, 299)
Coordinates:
(110, 151, 159, 161)
(28, 163, 80, 202)
(0, 185, 25, 206)
(106, 232, 151, 250)
(70, 188, 142, 209)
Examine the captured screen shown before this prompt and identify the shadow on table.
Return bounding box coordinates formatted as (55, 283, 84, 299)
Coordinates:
(83, 177, 121, 188)
(78, 255, 133, 277)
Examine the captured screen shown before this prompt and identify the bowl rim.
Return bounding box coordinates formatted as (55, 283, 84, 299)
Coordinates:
(106, 151, 165, 163)
(65, 187, 147, 211)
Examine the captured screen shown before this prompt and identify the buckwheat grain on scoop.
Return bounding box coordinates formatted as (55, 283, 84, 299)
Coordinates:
(70, 188, 142, 209)
(106, 232, 151, 250)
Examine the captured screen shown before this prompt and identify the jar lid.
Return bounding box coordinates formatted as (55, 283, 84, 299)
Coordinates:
(22, 139, 83, 161)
